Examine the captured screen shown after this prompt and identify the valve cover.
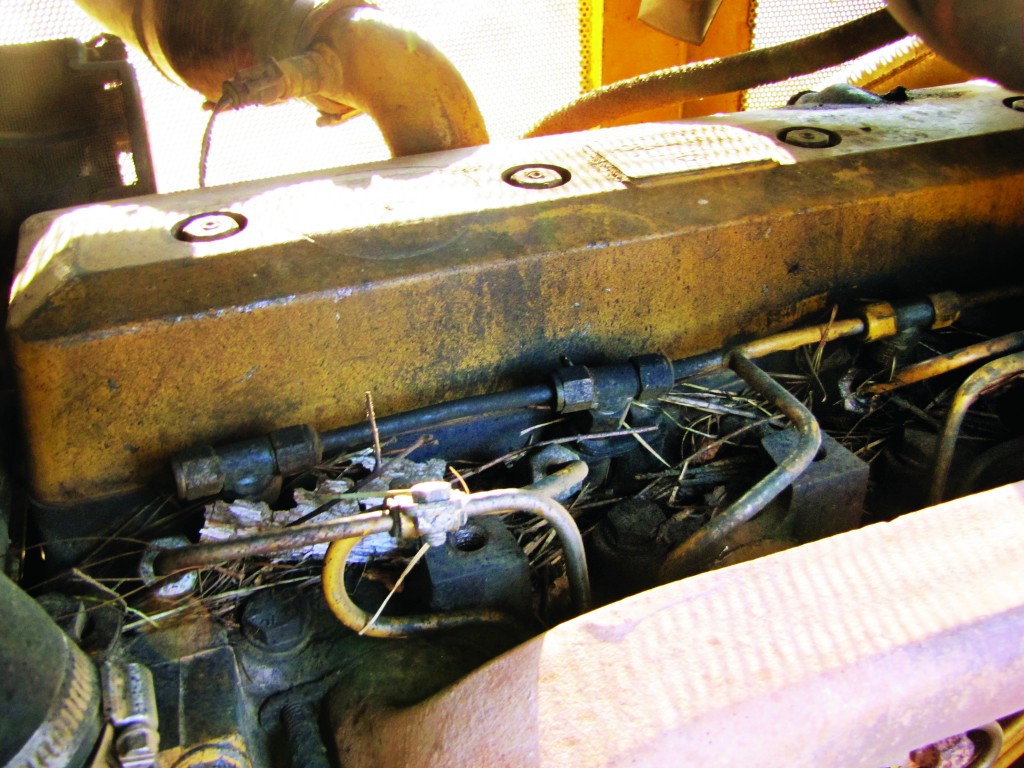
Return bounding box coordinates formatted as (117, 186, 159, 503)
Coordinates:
(7, 83, 1024, 505)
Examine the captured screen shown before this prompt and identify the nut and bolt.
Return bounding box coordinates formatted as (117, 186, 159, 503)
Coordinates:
(240, 589, 309, 653)
(410, 481, 453, 503)
(403, 482, 463, 547)
(502, 163, 572, 189)
(173, 211, 247, 242)
(779, 126, 838, 149)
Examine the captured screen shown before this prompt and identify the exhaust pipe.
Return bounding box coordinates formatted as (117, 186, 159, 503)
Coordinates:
(72, 0, 488, 157)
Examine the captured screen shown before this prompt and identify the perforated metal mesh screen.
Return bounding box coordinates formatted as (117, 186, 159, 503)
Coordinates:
(746, 0, 907, 109)
(3, 1, 586, 191)
(5, 2, 922, 192)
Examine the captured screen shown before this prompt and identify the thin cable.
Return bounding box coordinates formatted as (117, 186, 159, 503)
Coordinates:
(199, 96, 230, 188)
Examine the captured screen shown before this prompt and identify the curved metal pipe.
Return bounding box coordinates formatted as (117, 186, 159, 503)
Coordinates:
(527, 447, 589, 501)
(659, 352, 822, 582)
(929, 351, 1024, 504)
(864, 330, 1024, 395)
(464, 490, 591, 613)
(331, 483, 1024, 768)
(302, 7, 487, 155)
(524, 9, 907, 138)
(73, 0, 488, 157)
(322, 535, 516, 638)
(321, 488, 592, 636)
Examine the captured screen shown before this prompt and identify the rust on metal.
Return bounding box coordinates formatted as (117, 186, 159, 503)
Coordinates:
(865, 330, 1024, 396)
(330, 481, 1024, 767)
(8, 85, 1024, 505)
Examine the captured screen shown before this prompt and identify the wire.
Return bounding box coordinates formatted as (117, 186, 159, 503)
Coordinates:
(198, 96, 230, 188)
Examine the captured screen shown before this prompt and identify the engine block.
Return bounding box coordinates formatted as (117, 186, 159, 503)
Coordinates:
(8, 83, 1024, 505)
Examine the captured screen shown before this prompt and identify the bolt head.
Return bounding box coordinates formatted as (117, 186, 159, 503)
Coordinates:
(240, 589, 308, 652)
(410, 480, 453, 503)
(780, 126, 836, 149)
(1012, 98, 1024, 112)
(502, 164, 571, 189)
(173, 212, 247, 242)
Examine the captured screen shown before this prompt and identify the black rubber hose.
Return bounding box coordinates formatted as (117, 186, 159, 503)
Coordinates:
(524, 9, 908, 138)
(320, 384, 555, 455)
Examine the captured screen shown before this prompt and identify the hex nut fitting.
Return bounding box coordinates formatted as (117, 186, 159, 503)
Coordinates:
(396, 483, 467, 547)
(410, 481, 452, 503)
(172, 445, 225, 501)
(630, 354, 675, 400)
(861, 301, 899, 341)
(554, 366, 596, 413)
(927, 291, 963, 329)
(269, 424, 322, 476)
(240, 589, 309, 654)
(778, 126, 839, 149)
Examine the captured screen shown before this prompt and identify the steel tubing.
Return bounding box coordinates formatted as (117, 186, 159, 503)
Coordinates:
(332, 481, 1024, 768)
(463, 490, 591, 613)
(153, 510, 393, 575)
(864, 330, 1024, 395)
(660, 352, 822, 581)
(929, 351, 1024, 504)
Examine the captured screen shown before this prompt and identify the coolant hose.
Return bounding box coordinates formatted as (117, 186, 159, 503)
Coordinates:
(524, 9, 907, 137)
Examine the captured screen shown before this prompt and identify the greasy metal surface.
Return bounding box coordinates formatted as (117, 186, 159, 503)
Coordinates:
(8, 84, 1024, 505)
(331, 481, 1024, 768)
(425, 517, 532, 614)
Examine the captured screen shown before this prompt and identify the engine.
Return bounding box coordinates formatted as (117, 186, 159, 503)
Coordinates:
(3, 3, 1024, 767)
